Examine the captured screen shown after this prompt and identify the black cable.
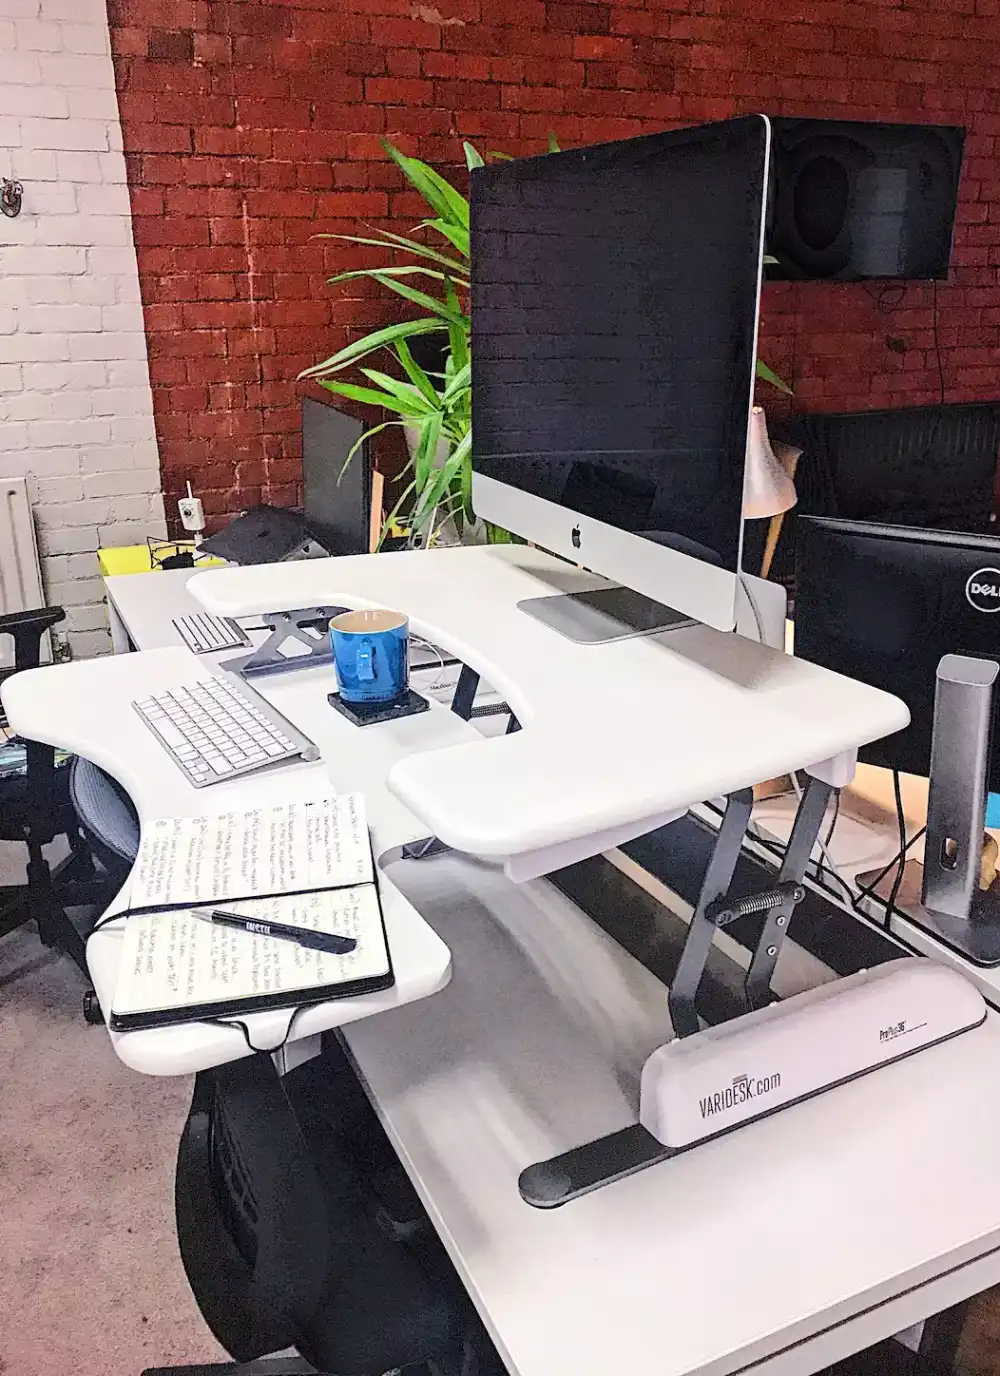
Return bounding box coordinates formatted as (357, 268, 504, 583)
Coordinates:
(825, 788, 841, 849)
(708, 788, 912, 920)
(883, 768, 909, 929)
(909, 277, 945, 472)
(863, 281, 907, 312)
(713, 792, 858, 909)
(851, 825, 927, 912)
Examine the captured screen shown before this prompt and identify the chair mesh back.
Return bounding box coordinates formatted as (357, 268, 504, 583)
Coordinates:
(210, 1092, 261, 1271)
(174, 1055, 330, 1363)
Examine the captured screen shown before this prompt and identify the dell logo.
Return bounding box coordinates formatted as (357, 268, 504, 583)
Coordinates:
(966, 568, 1000, 613)
(571, 525, 581, 550)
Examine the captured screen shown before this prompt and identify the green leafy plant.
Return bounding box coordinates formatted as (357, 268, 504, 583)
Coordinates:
(301, 138, 791, 547)
(300, 140, 481, 546)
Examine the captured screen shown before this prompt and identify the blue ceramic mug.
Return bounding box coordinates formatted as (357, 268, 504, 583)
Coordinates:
(330, 608, 409, 705)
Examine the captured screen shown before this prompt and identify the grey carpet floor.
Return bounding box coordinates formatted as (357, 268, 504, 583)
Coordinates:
(0, 840, 226, 1375)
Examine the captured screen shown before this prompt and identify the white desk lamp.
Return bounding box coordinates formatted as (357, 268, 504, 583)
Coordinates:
(743, 405, 798, 519)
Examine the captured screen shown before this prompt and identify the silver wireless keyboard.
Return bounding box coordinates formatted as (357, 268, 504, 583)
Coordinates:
(132, 674, 319, 788)
(173, 612, 250, 654)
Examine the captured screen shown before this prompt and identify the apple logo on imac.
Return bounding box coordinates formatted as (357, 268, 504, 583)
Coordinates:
(571, 525, 581, 549)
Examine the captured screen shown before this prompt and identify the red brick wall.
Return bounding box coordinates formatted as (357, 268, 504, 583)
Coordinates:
(107, 0, 1000, 525)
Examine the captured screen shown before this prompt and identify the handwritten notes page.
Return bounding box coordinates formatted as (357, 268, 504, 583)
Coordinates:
(128, 793, 372, 911)
(112, 887, 389, 1025)
(111, 793, 392, 1028)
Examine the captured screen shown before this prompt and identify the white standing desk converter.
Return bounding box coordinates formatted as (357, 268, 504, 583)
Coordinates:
(193, 545, 907, 878)
(9, 544, 1000, 1376)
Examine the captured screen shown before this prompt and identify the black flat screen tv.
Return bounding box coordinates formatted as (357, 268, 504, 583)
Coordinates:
(767, 118, 964, 281)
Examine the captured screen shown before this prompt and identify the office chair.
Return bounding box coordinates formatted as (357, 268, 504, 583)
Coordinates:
(69, 756, 140, 874)
(0, 607, 98, 978)
(0, 607, 139, 1021)
(143, 1041, 505, 1376)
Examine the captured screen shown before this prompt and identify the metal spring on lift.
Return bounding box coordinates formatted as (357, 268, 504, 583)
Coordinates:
(706, 882, 805, 928)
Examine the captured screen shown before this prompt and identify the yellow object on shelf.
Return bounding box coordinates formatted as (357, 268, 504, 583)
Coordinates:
(98, 543, 225, 577)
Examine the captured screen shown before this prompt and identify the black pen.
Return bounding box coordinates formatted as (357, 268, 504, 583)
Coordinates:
(196, 908, 357, 956)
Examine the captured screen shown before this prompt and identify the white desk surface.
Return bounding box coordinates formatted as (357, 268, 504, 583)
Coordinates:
(104, 566, 223, 650)
(347, 848, 1000, 1376)
(192, 546, 909, 869)
(7, 554, 1000, 1375)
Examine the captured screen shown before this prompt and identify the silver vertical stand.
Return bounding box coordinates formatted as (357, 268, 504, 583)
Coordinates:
(901, 654, 1000, 966)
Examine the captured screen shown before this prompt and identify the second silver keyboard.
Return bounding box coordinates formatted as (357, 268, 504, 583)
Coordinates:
(133, 675, 319, 788)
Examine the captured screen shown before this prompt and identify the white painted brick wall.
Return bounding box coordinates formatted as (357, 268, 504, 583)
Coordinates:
(0, 0, 164, 658)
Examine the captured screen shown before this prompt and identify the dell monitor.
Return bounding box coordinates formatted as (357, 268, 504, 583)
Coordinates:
(469, 115, 771, 640)
(794, 516, 1000, 790)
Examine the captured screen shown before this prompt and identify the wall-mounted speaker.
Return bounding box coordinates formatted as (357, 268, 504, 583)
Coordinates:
(767, 118, 965, 281)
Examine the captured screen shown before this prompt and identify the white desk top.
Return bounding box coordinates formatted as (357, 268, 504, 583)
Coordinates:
(346, 848, 1000, 1376)
(1, 644, 477, 1075)
(193, 546, 909, 870)
(104, 566, 222, 650)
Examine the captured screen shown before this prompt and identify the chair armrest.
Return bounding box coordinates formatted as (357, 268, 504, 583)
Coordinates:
(0, 606, 65, 672)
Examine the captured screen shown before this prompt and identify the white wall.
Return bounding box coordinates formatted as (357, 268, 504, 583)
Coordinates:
(0, 0, 164, 657)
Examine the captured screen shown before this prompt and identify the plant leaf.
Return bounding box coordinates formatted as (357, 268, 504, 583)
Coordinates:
(440, 360, 470, 405)
(411, 427, 470, 534)
(755, 358, 793, 395)
(414, 410, 443, 494)
(547, 131, 561, 153)
(318, 379, 429, 418)
(488, 151, 514, 161)
(337, 420, 399, 482)
(382, 140, 469, 230)
(379, 478, 417, 548)
(459, 427, 473, 519)
(450, 426, 471, 467)
(368, 271, 466, 323)
(315, 231, 468, 274)
(411, 450, 465, 533)
(395, 338, 440, 406)
(463, 141, 485, 171)
(421, 218, 470, 259)
(327, 265, 468, 290)
(442, 276, 469, 374)
(359, 367, 438, 415)
(299, 316, 446, 378)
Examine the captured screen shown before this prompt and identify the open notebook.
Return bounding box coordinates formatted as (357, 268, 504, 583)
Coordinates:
(110, 793, 393, 1032)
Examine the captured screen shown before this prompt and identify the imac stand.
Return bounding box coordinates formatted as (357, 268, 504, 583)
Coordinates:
(518, 586, 694, 645)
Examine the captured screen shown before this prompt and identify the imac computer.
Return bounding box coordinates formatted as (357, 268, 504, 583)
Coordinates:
(469, 115, 772, 641)
(795, 515, 1000, 963)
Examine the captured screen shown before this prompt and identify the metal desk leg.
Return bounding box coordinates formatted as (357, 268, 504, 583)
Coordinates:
(668, 789, 754, 1038)
(518, 776, 834, 1208)
(519, 788, 755, 1208)
(105, 592, 132, 654)
(744, 774, 831, 1011)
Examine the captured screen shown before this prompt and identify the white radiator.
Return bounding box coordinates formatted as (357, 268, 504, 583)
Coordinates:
(0, 477, 48, 668)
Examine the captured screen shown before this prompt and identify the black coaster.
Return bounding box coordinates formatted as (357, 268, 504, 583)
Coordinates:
(327, 687, 430, 727)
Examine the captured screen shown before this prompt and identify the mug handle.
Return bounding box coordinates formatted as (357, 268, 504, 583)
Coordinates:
(356, 637, 376, 682)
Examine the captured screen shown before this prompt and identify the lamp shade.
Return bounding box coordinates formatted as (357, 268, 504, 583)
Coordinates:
(743, 406, 798, 519)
